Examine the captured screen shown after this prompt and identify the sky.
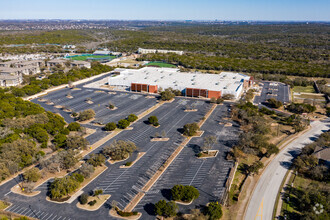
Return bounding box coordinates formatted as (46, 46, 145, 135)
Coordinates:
(1, 0, 329, 21)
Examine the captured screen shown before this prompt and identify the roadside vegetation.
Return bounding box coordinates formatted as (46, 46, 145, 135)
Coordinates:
(281, 131, 329, 219)
(226, 100, 308, 214)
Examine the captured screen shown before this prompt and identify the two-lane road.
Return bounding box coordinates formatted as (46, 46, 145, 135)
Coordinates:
(244, 119, 329, 220)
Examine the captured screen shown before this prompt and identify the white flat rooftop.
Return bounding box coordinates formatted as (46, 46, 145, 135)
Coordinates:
(109, 67, 250, 95)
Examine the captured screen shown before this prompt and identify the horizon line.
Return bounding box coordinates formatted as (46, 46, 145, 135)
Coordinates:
(0, 19, 329, 23)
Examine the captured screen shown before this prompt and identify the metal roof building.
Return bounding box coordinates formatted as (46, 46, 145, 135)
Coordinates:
(108, 67, 253, 99)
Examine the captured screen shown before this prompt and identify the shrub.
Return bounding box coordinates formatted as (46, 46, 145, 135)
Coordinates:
(67, 122, 81, 131)
(115, 207, 138, 217)
(216, 98, 224, 104)
(78, 109, 95, 121)
(94, 189, 103, 196)
(154, 200, 178, 217)
(71, 112, 78, 117)
(148, 116, 159, 126)
(125, 161, 133, 166)
(183, 123, 200, 136)
(71, 173, 84, 183)
(117, 119, 130, 129)
(88, 200, 97, 206)
(104, 122, 117, 131)
(171, 185, 199, 202)
(160, 90, 175, 101)
(79, 193, 89, 205)
(127, 114, 138, 123)
(210, 97, 216, 103)
(205, 202, 223, 220)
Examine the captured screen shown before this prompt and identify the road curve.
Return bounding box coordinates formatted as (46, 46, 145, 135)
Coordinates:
(244, 119, 329, 220)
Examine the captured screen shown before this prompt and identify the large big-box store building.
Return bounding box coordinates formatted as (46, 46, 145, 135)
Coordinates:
(108, 67, 253, 99)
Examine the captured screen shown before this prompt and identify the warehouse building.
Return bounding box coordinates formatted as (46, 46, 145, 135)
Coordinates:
(108, 67, 253, 99)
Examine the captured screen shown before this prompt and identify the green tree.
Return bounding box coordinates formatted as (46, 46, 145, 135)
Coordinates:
(183, 123, 200, 136)
(127, 114, 138, 123)
(117, 119, 130, 129)
(86, 154, 105, 167)
(26, 124, 49, 143)
(50, 176, 80, 199)
(160, 89, 175, 101)
(66, 135, 88, 150)
(67, 122, 81, 131)
(205, 202, 223, 220)
(154, 200, 178, 217)
(248, 161, 264, 175)
(79, 193, 89, 205)
(148, 116, 159, 126)
(104, 122, 117, 131)
(102, 140, 137, 161)
(23, 167, 41, 183)
(78, 109, 95, 121)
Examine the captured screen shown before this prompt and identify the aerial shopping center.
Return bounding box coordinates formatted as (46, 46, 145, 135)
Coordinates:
(108, 67, 253, 99)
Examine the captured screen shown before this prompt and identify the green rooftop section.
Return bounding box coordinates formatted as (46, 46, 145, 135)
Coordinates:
(66, 54, 116, 61)
(145, 61, 177, 68)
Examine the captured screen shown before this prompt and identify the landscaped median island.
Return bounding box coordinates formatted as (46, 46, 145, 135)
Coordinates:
(103, 140, 138, 164)
(47, 158, 107, 203)
(120, 152, 146, 168)
(197, 135, 219, 158)
(77, 189, 110, 211)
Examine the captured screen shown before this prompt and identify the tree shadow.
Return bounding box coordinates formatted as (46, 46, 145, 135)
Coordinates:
(177, 128, 184, 134)
(160, 188, 172, 200)
(144, 203, 156, 216)
(188, 144, 201, 154)
(279, 161, 292, 169)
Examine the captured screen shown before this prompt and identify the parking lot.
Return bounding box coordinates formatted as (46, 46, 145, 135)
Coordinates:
(134, 104, 239, 218)
(254, 81, 290, 105)
(1, 78, 240, 219)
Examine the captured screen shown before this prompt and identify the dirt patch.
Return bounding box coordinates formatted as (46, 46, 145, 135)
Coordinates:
(66, 95, 73, 99)
(54, 105, 63, 109)
(38, 98, 47, 102)
(85, 100, 94, 104)
(76, 194, 111, 211)
(197, 150, 219, 158)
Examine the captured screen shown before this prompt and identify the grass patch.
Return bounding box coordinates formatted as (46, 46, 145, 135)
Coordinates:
(145, 61, 177, 68)
(293, 86, 315, 93)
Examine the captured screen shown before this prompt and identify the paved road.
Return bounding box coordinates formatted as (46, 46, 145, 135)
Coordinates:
(244, 119, 330, 220)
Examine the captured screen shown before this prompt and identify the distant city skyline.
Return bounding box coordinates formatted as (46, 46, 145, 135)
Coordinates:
(1, 0, 330, 21)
